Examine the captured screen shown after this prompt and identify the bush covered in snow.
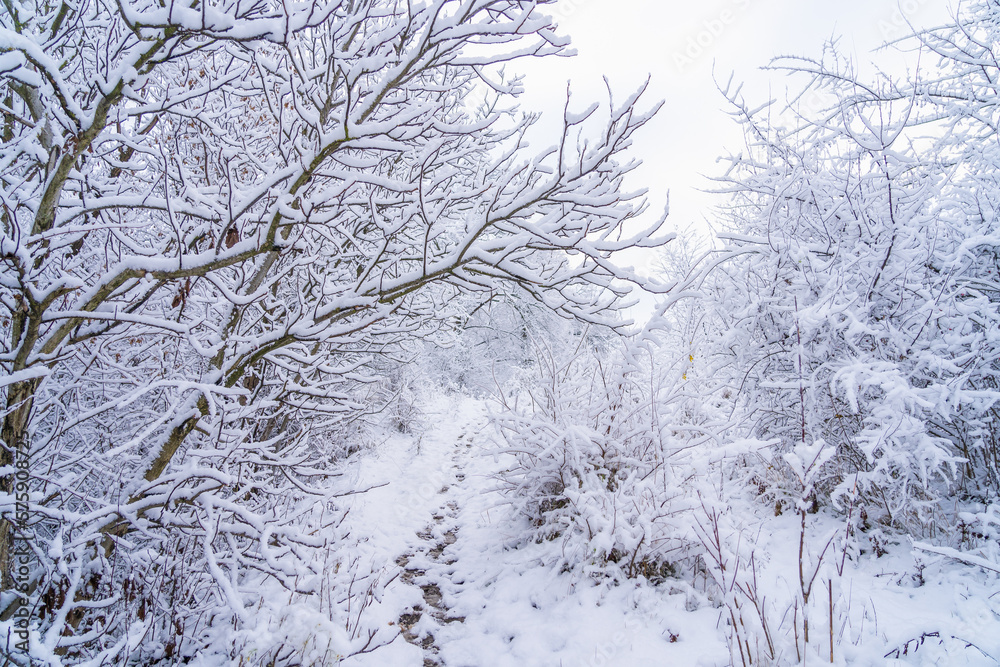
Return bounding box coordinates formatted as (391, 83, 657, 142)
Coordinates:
(491, 327, 722, 580)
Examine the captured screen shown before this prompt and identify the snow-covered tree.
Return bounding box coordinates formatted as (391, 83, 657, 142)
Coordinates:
(899, 0, 1000, 504)
(710, 0, 1000, 537)
(710, 83, 954, 529)
(0, 0, 672, 660)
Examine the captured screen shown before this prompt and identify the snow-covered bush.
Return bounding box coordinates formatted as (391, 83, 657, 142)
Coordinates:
(492, 327, 719, 579)
(685, 7, 1000, 658)
(706, 25, 1000, 534)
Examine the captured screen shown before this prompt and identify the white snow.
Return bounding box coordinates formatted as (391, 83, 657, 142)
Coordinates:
(322, 394, 1000, 666)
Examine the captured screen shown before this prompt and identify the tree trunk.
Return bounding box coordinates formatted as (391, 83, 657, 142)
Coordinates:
(1, 378, 38, 590)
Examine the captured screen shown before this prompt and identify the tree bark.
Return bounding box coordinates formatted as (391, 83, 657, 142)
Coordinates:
(1, 378, 38, 590)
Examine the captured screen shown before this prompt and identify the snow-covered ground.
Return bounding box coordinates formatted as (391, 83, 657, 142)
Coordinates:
(329, 394, 1000, 666)
(337, 395, 727, 666)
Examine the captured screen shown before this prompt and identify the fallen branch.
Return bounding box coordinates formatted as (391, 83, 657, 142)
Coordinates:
(912, 542, 1000, 574)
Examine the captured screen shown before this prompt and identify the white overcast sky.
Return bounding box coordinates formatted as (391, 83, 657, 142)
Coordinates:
(505, 0, 955, 315)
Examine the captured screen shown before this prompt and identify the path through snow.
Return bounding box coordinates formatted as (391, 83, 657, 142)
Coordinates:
(338, 395, 729, 667)
(327, 393, 1000, 666)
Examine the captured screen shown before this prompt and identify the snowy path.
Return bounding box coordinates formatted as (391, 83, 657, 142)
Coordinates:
(331, 394, 1000, 666)
(338, 396, 729, 667)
